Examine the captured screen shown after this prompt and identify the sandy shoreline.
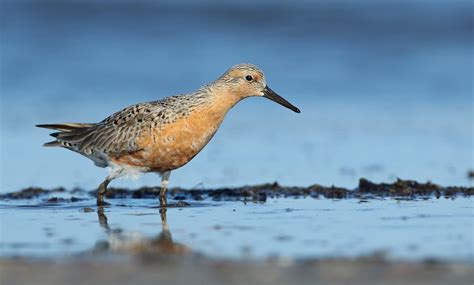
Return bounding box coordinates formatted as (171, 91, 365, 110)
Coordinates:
(1, 255, 472, 285)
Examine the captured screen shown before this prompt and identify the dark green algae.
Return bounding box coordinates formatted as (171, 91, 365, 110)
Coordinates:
(2, 178, 472, 202)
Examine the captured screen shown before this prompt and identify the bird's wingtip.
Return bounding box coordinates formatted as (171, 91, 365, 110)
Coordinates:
(43, 140, 61, 147)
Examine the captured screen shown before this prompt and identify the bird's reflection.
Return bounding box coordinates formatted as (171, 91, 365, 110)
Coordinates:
(96, 207, 190, 255)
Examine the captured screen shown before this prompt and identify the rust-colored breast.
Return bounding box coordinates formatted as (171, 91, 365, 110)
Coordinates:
(110, 103, 228, 172)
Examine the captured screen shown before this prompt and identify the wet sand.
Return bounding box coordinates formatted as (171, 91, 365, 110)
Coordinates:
(1, 178, 473, 285)
(1, 256, 472, 285)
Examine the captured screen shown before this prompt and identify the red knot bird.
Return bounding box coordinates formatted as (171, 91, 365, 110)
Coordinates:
(37, 63, 300, 207)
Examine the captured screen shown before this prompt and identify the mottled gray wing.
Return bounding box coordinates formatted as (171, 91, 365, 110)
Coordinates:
(77, 100, 176, 155)
(51, 92, 207, 159)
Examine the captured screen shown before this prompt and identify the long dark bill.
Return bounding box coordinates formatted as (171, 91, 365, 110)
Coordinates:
(263, 86, 300, 113)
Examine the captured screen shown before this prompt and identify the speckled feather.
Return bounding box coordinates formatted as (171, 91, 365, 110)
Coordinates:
(47, 91, 212, 166)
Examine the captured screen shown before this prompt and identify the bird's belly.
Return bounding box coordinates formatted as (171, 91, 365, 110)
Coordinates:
(111, 109, 224, 172)
(144, 124, 217, 171)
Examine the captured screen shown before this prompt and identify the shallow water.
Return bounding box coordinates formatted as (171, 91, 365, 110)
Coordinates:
(1, 196, 472, 262)
(1, 0, 473, 192)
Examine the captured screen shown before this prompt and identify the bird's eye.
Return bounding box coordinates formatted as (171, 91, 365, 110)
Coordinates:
(245, 75, 253, 82)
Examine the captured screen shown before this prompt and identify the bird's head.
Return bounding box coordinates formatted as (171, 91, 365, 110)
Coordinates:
(215, 63, 300, 113)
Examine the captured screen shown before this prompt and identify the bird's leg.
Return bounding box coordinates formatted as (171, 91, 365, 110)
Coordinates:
(160, 205, 168, 224)
(97, 178, 112, 206)
(97, 207, 110, 232)
(159, 171, 171, 209)
(158, 206, 173, 243)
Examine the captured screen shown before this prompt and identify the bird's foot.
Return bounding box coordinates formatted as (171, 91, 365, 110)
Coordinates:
(154, 201, 190, 208)
(96, 199, 111, 206)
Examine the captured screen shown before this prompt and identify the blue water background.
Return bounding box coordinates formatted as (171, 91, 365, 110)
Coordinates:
(1, 0, 472, 192)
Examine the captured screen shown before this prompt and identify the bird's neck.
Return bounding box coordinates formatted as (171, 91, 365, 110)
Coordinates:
(201, 84, 243, 118)
(193, 84, 242, 122)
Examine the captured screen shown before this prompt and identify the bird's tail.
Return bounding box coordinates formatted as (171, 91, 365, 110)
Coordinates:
(36, 123, 95, 147)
